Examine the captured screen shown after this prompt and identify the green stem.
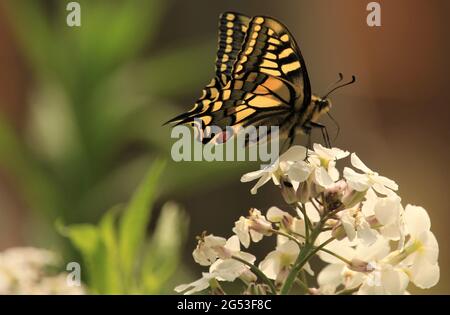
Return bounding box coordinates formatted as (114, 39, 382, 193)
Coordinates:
(231, 255, 277, 295)
(295, 278, 309, 292)
(297, 203, 311, 239)
(317, 247, 352, 265)
(280, 242, 313, 295)
(280, 226, 332, 295)
(272, 229, 304, 245)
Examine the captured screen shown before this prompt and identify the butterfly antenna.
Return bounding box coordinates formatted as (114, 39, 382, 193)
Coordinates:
(327, 112, 340, 142)
(323, 75, 356, 98)
(323, 72, 344, 94)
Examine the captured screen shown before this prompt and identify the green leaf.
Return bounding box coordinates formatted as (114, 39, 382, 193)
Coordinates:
(58, 208, 122, 294)
(57, 221, 103, 292)
(98, 208, 123, 293)
(118, 159, 166, 288)
(142, 202, 188, 293)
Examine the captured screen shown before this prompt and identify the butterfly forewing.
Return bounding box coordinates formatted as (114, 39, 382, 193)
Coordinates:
(215, 12, 251, 85)
(232, 16, 311, 106)
(164, 12, 250, 125)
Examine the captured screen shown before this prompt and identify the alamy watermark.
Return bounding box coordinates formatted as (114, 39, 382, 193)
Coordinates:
(170, 121, 280, 168)
(66, 261, 81, 287)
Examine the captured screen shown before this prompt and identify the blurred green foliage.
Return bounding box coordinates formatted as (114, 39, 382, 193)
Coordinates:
(0, 0, 252, 293)
(0, 0, 248, 237)
(59, 160, 189, 294)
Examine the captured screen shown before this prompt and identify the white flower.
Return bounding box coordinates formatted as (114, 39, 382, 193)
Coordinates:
(232, 209, 272, 248)
(176, 236, 256, 295)
(192, 234, 227, 266)
(259, 240, 299, 281)
(308, 144, 349, 181)
(0, 247, 85, 295)
(210, 236, 256, 281)
(241, 146, 307, 194)
(318, 235, 394, 292)
(339, 207, 378, 245)
(174, 272, 216, 295)
(402, 205, 439, 288)
(357, 262, 409, 295)
(344, 153, 398, 195)
(372, 194, 404, 243)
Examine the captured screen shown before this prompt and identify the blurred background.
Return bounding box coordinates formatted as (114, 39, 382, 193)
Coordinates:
(0, 0, 448, 294)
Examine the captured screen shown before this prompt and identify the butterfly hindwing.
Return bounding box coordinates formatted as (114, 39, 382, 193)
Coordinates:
(176, 73, 297, 144)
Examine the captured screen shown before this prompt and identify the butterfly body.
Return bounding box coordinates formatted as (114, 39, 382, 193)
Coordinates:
(166, 12, 339, 148)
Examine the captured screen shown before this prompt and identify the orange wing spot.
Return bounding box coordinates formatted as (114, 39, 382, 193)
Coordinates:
(279, 48, 294, 59)
(254, 84, 269, 94)
(254, 17, 265, 24)
(211, 101, 223, 112)
(222, 89, 231, 100)
(235, 108, 256, 123)
(281, 61, 301, 74)
(261, 68, 281, 76)
(233, 80, 244, 90)
(248, 95, 281, 108)
(264, 52, 277, 60)
(263, 76, 291, 101)
(260, 59, 278, 69)
(280, 34, 290, 42)
(226, 14, 235, 21)
(268, 37, 281, 45)
(201, 116, 212, 125)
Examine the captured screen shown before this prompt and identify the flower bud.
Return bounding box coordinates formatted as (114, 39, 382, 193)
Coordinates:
(349, 258, 370, 272)
(296, 179, 320, 204)
(240, 270, 257, 283)
(280, 176, 298, 204)
(342, 187, 367, 208)
(331, 222, 347, 240)
(323, 180, 346, 210)
(248, 208, 273, 235)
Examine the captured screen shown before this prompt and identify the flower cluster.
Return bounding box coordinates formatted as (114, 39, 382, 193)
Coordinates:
(176, 145, 439, 295)
(0, 247, 85, 294)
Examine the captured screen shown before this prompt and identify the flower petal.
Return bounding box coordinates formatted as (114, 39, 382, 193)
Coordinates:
(404, 205, 431, 238)
(350, 153, 372, 173)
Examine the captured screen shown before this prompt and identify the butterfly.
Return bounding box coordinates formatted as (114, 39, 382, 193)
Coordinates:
(165, 12, 355, 149)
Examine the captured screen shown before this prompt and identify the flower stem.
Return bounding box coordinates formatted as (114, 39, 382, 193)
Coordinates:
(280, 242, 313, 294)
(297, 203, 311, 239)
(231, 255, 277, 295)
(272, 229, 303, 245)
(316, 247, 352, 265)
(280, 222, 332, 295)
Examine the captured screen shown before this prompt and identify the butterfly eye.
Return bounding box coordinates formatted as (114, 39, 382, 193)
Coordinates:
(318, 99, 331, 111)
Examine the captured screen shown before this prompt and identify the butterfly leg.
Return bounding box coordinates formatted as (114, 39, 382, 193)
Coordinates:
(310, 122, 331, 148)
(280, 127, 296, 153)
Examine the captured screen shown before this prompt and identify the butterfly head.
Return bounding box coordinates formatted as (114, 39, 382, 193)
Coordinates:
(310, 96, 332, 122)
(316, 97, 332, 114)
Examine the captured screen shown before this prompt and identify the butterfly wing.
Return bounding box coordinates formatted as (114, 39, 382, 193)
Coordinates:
(233, 16, 311, 106)
(174, 72, 297, 144)
(165, 12, 250, 125)
(215, 12, 251, 85)
(167, 13, 311, 145)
